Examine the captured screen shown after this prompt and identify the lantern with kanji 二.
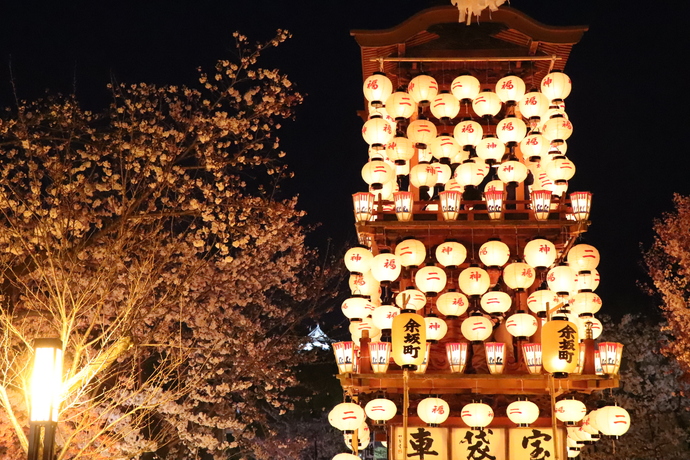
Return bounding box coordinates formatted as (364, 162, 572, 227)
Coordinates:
(408, 74, 438, 106)
(594, 405, 631, 438)
(451, 74, 480, 101)
(361, 159, 394, 190)
(454, 159, 488, 187)
(363, 72, 393, 107)
(407, 119, 438, 149)
(430, 135, 461, 164)
(505, 312, 538, 340)
(430, 92, 461, 122)
(545, 156, 576, 184)
(417, 397, 450, 426)
(527, 289, 559, 317)
(341, 295, 371, 321)
(461, 313, 493, 343)
(461, 402, 494, 430)
(507, 400, 539, 427)
(523, 238, 557, 269)
(344, 422, 370, 451)
(385, 92, 416, 121)
(436, 291, 469, 317)
(333, 453, 360, 460)
(415, 266, 447, 297)
(567, 244, 600, 273)
(391, 311, 427, 368)
(435, 240, 467, 268)
(333, 341, 356, 374)
(328, 402, 365, 432)
(480, 291, 512, 315)
(364, 397, 397, 424)
(542, 313, 579, 377)
(395, 288, 427, 311)
(394, 238, 426, 268)
(472, 90, 502, 118)
(485, 342, 506, 374)
(446, 342, 469, 373)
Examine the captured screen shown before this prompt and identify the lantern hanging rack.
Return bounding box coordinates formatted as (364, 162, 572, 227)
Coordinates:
(372, 55, 560, 72)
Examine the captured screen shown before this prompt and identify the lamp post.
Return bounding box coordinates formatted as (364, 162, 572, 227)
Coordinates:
(28, 338, 63, 460)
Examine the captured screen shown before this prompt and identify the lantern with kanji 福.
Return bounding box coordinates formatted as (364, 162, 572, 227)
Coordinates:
(495, 74, 526, 103)
(329, 402, 365, 432)
(391, 311, 427, 368)
(502, 262, 536, 291)
(461, 402, 494, 430)
(547, 264, 577, 296)
(362, 116, 394, 152)
(436, 291, 469, 317)
(370, 252, 401, 284)
(518, 91, 549, 124)
(363, 72, 393, 107)
(417, 397, 450, 426)
(364, 397, 397, 424)
(478, 239, 510, 269)
(507, 400, 539, 427)
(435, 240, 467, 268)
(542, 313, 579, 377)
(496, 116, 527, 145)
(454, 119, 483, 147)
(555, 399, 587, 426)
(571, 292, 603, 317)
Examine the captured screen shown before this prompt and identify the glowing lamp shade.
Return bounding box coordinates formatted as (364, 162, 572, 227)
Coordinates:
(461, 402, 494, 430)
(344, 246, 374, 274)
(363, 72, 393, 107)
(344, 423, 370, 451)
(425, 315, 448, 342)
(395, 239, 426, 268)
(417, 397, 450, 426)
(407, 119, 438, 148)
(453, 120, 483, 147)
(547, 265, 577, 295)
(518, 91, 550, 120)
(522, 343, 542, 374)
(527, 289, 560, 315)
(451, 75, 481, 101)
(502, 262, 536, 290)
(542, 316, 579, 377)
(437, 291, 469, 317)
(350, 320, 381, 343)
(542, 116, 573, 144)
(385, 92, 416, 120)
(362, 159, 394, 190)
(480, 291, 512, 315)
(349, 271, 379, 297)
(497, 160, 528, 184)
(496, 75, 526, 103)
(461, 314, 493, 342)
(567, 244, 601, 272)
(434, 164, 452, 185)
(341, 296, 372, 320)
(485, 190, 505, 220)
(328, 402, 365, 431)
(541, 71, 572, 102)
(365, 397, 397, 423)
(577, 316, 603, 340)
(507, 400, 539, 427)
(352, 192, 375, 223)
(505, 312, 538, 338)
(370, 253, 401, 283)
(333, 453, 360, 460)
(409, 163, 438, 189)
(446, 342, 469, 372)
(598, 342, 624, 374)
(415, 266, 448, 296)
(459, 266, 491, 296)
(391, 312, 427, 367)
(408, 74, 439, 105)
(439, 190, 462, 220)
(395, 288, 427, 311)
(478, 239, 510, 268)
(595, 406, 631, 437)
(454, 159, 488, 187)
(496, 116, 527, 144)
(531, 189, 552, 221)
(430, 136, 461, 163)
(394, 191, 414, 222)
(472, 91, 502, 117)
(571, 292, 603, 316)
(485, 342, 506, 374)
(333, 341, 356, 374)
(387, 136, 415, 163)
(577, 268, 600, 292)
(30, 338, 63, 423)
(545, 156, 576, 184)
(431, 92, 460, 121)
(570, 191, 593, 221)
(362, 116, 394, 151)
(435, 241, 467, 268)
(369, 341, 392, 373)
(371, 304, 399, 330)
(476, 136, 505, 163)
(520, 133, 549, 160)
(555, 399, 587, 425)
(524, 238, 557, 269)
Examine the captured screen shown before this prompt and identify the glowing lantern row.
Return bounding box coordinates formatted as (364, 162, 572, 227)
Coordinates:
(418, 397, 450, 426)
(369, 341, 391, 373)
(507, 400, 539, 427)
(555, 399, 587, 425)
(329, 402, 365, 432)
(364, 397, 397, 423)
(461, 402, 494, 430)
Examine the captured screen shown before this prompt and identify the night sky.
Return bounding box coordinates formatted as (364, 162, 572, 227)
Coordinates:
(1, 0, 687, 319)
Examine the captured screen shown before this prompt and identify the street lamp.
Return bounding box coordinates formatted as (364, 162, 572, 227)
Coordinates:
(28, 338, 63, 460)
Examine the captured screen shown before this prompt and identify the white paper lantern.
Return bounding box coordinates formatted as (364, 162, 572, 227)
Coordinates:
(541, 71, 572, 102)
(395, 288, 427, 311)
(507, 400, 539, 427)
(363, 73, 393, 107)
(451, 74, 480, 101)
(408, 74, 438, 105)
(595, 406, 631, 437)
(435, 240, 467, 268)
(520, 132, 549, 160)
(344, 246, 374, 274)
(349, 271, 380, 297)
(386, 136, 415, 164)
(410, 163, 438, 189)
(497, 160, 528, 184)
(505, 312, 538, 338)
(430, 92, 460, 121)
(461, 314, 493, 342)
(476, 136, 506, 163)
(567, 244, 600, 272)
(329, 402, 365, 431)
(472, 91, 502, 117)
(542, 115, 573, 144)
(417, 397, 450, 426)
(547, 265, 577, 295)
(385, 91, 416, 120)
(361, 159, 394, 190)
(571, 292, 603, 316)
(371, 304, 400, 330)
(370, 252, 401, 283)
(365, 397, 397, 423)
(415, 266, 448, 296)
(527, 289, 560, 315)
(454, 119, 483, 147)
(518, 91, 549, 120)
(436, 291, 469, 317)
(454, 159, 488, 187)
(478, 239, 510, 268)
(425, 315, 448, 342)
(555, 399, 587, 425)
(496, 116, 527, 144)
(480, 291, 512, 315)
(407, 119, 438, 148)
(495, 75, 526, 103)
(395, 238, 427, 268)
(546, 156, 576, 184)
(461, 402, 494, 429)
(523, 238, 557, 269)
(459, 266, 491, 296)
(362, 116, 394, 150)
(341, 296, 372, 320)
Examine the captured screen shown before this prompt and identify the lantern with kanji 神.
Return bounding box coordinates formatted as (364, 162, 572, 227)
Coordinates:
(430, 92, 460, 122)
(542, 313, 579, 377)
(595, 406, 631, 438)
(385, 92, 416, 121)
(408, 74, 438, 106)
(451, 74, 481, 101)
(522, 343, 542, 374)
(352, 192, 375, 223)
(505, 312, 538, 339)
(507, 400, 539, 427)
(407, 119, 438, 149)
(395, 288, 427, 311)
(472, 90, 502, 118)
(387, 136, 415, 165)
(531, 189, 552, 220)
(394, 191, 413, 222)
(496, 75, 526, 103)
(370, 252, 401, 284)
(435, 240, 467, 268)
(461, 402, 494, 430)
(461, 313, 493, 343)
(395, 238, 426, 268)
(409, 163, 438, 190)
(570, 191, 592, 222)
(363, 72, 393, 107)
(417, 397, 450, 426)
(523, 238, 557, 269)
(365, 397, 397, 424)
(368, 340, 392, 373)
(480, 291, 512, 315)
(541, 71, 572, 103)
(344, 246, 374, 274)
(476, 136, 505, 164)
(555, 399, 587, 426)
(425, 314, 448, 342)
(454, 119, 483, 147)
(439, 190, 462, 220)
(598, 342, 624, 374)
(502, 262, 536, 291)
(446, 342, 469, 372)
(485, 342, 506, 374)
(333, 342, 356, 374)
(478, 239, 510, 269)
(436, 291, 469, 317)
(496, 116, 527, 145)
(497, 159, 528, 185)
(459, 266, 491, 296)
(329, 402, 365, 432)
(391, 311, 427, 368)
(415, 265, 447, 296)
(485, 189, 504, 220)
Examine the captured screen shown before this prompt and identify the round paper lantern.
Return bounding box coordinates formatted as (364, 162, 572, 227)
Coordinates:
(386, 136, 415, 164)
(472, 91, 502, 117)
(555, 399, 587, 425)
(344, 246, 374, 274)
(329, 402, 365, 431)
(507, 400, 539, 427)
(542, 115, 573, 144)
(567, 244, 600, 272)
(502, 262, 536, 290)
(518, 91, 549, 120)
(542, 314, 579, 377)
(370, 252, 401, 283)
(461, 402, 494, 430)
(547, 265, 577, 295)
(480, 291, 512, 315)
(520, 132, 549, 160)
(395, 288, 427, 311)
(430, 135, 461, 163)
(407, 119, 438, 148)
(391, 312, 427, 367)
(595, 406, 631, 437)
(524, 238, 557, 269)
(431, 92, 461, 121)
(571, 292, 603, 316)
(362, 116, 394, 150)
(577, 316, 603, 340)
(527, 289, 560, 315)
(365, 397, 397, 423)
(371, 304, 400, 330)
(344, 422, 370, 451)
(434, 163, 453, 185)
(445, 177, 465, 193)
(461, 314, 493, 342)
(484, 179, 504, 192)
(350, 320, 381, 343)
(363, 72, 393, 107)
(541, 71, 572, 102)
(333, 454, 360, 460)
(436, 291, 469, 317)
(349, 271, 380, 297)
(497, 160, 528, 185)
(496, 75, 526, 103)
(341, 295, 372, 320)
(454, 119, 483, 147)
(496, 116, 527, 144)
(451, 74, 480, 101)
(417, 397, 450, 426)
(505, 312, 538, 339)
(370, 179, 397, 201)
(408, 74, 438, 105)
(361, 159, 394, 190)
(545, 156, 576, 184)
(410, 164, 438, 194)
(425, 314, 448, 342)
(385, 91, 416, 120)
(395, 238, 427, 268)
(435, 240, 467, 268)
(476, 136, 506, 163)
(415, 265, 448, 296)
(459, 266, 491, 296)
(454, 159, 488, 187)
(478, 239, 510, 268)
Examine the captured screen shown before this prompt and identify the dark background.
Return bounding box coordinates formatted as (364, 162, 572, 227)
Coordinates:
(1, 0, 688, 319)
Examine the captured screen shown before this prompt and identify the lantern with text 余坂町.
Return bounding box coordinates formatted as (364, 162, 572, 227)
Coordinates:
(542, 313, 579, 377)
(391, 311, 427, 368)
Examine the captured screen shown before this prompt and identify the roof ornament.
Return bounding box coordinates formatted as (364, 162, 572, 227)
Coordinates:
(451, 0, 508, 25)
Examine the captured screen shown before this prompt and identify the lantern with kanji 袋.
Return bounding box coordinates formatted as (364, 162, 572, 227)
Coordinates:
(478, 239, 510, 269)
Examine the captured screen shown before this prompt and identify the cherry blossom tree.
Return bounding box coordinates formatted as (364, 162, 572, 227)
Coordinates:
(0, 31, 335, 460)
